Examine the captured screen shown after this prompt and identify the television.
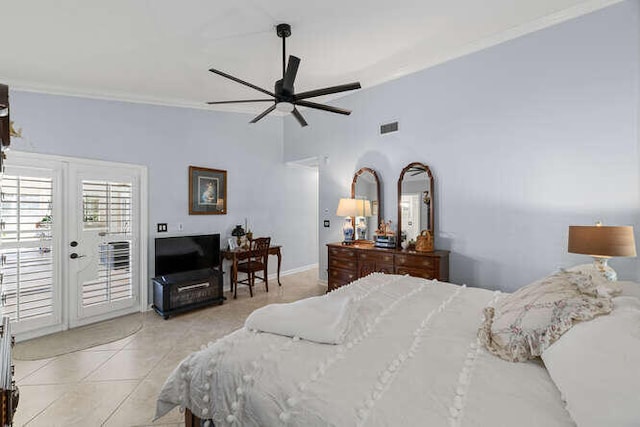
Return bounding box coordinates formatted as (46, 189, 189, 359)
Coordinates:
(154, 234, 220, 277)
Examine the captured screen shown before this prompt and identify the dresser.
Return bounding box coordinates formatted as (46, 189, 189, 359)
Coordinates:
(327, 243, 449, 291)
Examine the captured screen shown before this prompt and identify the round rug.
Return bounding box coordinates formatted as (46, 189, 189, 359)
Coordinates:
(14, 313, 143, 360)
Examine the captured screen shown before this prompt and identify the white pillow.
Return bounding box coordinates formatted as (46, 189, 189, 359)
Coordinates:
(542, 296, 640, 427)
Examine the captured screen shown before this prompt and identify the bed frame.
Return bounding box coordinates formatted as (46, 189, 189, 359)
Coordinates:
(185, 408, 207, 426)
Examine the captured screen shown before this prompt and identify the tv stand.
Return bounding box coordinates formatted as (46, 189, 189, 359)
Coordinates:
(152, 268, 223, 319)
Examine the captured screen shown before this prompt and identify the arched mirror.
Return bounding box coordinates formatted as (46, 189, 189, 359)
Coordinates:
(397, 162, 434, 247)
(351, 167, 382, 241)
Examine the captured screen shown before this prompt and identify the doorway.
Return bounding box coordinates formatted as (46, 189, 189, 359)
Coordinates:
(0, 152, 147, 340)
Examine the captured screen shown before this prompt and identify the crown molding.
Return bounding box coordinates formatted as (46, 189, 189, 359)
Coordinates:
(2, 0, 624, 112)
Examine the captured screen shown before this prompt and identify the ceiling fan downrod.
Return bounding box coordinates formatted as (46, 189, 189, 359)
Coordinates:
(276, 23, 291, 80)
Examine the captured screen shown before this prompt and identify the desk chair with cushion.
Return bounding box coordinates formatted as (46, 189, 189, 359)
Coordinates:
(235, 237, 271, 298)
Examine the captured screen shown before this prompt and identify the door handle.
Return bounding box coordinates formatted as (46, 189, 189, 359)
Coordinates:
(70, 253, 86, 259)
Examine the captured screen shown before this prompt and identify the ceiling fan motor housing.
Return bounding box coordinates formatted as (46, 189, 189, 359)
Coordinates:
(275, 79, 294, 99)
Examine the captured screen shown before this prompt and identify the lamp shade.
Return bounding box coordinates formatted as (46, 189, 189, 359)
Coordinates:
(336, 198, 359, 217)
(568, 225, 636, 258)
(355, 199, 372, 217)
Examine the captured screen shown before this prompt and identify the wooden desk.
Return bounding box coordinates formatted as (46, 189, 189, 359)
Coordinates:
(221, 246, 282, 296)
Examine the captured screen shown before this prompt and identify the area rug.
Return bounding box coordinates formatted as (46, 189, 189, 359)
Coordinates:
(14, 313, 143, 360)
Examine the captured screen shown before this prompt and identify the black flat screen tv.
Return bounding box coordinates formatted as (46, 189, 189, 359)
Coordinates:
(155, 234, 220, 276)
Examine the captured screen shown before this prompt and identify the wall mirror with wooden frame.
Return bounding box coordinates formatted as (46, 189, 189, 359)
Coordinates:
(351, 167, 382, 241)
(397, 162, 434, 247)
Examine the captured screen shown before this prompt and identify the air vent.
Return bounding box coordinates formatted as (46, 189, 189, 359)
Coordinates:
(380, 121, 399, 135)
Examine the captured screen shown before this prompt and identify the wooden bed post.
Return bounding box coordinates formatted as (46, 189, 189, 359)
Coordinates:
(185, 408, 202, 427)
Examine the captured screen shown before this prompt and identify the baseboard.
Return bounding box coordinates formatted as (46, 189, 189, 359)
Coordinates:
(268, 263, 318, 280)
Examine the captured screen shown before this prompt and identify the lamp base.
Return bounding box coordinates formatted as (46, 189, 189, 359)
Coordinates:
(592, 257, 617, 281)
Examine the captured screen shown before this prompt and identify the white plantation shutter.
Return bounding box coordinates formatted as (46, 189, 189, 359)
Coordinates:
(81, 181, 133, 307)
(0, 175, 55, 322)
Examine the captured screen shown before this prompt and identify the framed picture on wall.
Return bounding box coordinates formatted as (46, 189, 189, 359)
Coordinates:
(189, 166, 227, 215)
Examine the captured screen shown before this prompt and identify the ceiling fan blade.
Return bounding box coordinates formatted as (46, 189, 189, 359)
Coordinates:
(207, 99, 273, 105)
(249, 104, 276, 124)
(291, 107, 308, 127)
(294, 82, 361, 100)
(295, 100, 351, 116)
(209, 68, 276, 98)
(282, 56, 300, 94)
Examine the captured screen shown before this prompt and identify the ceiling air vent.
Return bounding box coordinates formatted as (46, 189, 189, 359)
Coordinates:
(380, 121, 399, 135)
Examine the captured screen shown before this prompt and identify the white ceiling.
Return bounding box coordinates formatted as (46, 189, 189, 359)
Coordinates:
(0, 0, 620, 114)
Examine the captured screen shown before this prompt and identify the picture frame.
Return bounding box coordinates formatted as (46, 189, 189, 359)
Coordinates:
(228, 237, 238, 251)
(189, 166, 227, 215)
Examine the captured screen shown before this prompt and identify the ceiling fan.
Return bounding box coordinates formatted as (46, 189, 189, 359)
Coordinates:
(206, 23, 361, 127)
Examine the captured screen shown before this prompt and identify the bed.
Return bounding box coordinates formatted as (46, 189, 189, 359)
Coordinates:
(155, 272, 640, 426)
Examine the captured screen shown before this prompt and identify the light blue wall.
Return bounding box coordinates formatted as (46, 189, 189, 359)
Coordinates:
(9, 92, 319, 296)
(284, 1, 640, 291)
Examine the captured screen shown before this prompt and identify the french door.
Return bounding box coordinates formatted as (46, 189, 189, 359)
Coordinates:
(0, 152, 147, 339)
(67, 163, 143, 327)
(0, 160, 62, 337)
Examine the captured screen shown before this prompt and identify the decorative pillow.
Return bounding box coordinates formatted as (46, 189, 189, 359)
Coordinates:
(478, 271, 614, 362)
(542, 297, 640, 427)
(563, 264, 622, 297)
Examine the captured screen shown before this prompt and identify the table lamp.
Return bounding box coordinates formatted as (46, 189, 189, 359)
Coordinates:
(336, 198, 358, 244)
(567, 222, 636, 281)
(355, 199, 372, 240)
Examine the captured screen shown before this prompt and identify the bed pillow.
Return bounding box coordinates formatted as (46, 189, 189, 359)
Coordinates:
(478, 271, 614, 362)
(542, 296, 640, 427)
(563, 264, 622, 297)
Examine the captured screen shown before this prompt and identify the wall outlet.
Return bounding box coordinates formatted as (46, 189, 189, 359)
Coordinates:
(323, 220, 330, 228)
(157, 223, 168, 232)
(178, 223, 184, 231)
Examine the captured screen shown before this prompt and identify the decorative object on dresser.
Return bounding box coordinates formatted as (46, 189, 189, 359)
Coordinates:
(415, 229, 433, 252)
(351, 167, 382, 241)
(374, 220, 397, 248)
(188, 166, 227, 215)
(397, 162, 434, 249)
(336, 198, 357, 244)
(152, 234, 223, 319)
(568, 222, 636, 281)
(327, 243, 449, 290)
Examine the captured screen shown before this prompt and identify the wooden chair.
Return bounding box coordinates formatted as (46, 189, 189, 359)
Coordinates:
(235, 237, 271, 298)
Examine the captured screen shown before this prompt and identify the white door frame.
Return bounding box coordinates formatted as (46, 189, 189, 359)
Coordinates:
(5, 151, 148, 339)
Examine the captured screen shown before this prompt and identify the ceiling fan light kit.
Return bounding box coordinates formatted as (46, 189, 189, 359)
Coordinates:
(207, 23, 361, 127)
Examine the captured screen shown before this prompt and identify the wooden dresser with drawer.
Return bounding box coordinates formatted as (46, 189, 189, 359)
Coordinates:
(327, 243, 449, 291)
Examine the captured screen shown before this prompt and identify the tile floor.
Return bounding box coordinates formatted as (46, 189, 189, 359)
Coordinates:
(14, 268, 325, 427)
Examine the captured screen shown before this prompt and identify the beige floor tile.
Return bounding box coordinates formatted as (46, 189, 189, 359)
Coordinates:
(123, 327, 185, 352)
(85, 348, 169, 382)
(102, 379, 183, 426)
(19, 351, 116, 385)
(12, 383, 72, 426)
(81, 334, 135, 352)
(13, 358, 52, 382)
(26, 380, 138, 427)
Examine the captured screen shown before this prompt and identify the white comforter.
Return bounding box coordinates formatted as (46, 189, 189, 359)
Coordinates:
(156, 274, 573, 426)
